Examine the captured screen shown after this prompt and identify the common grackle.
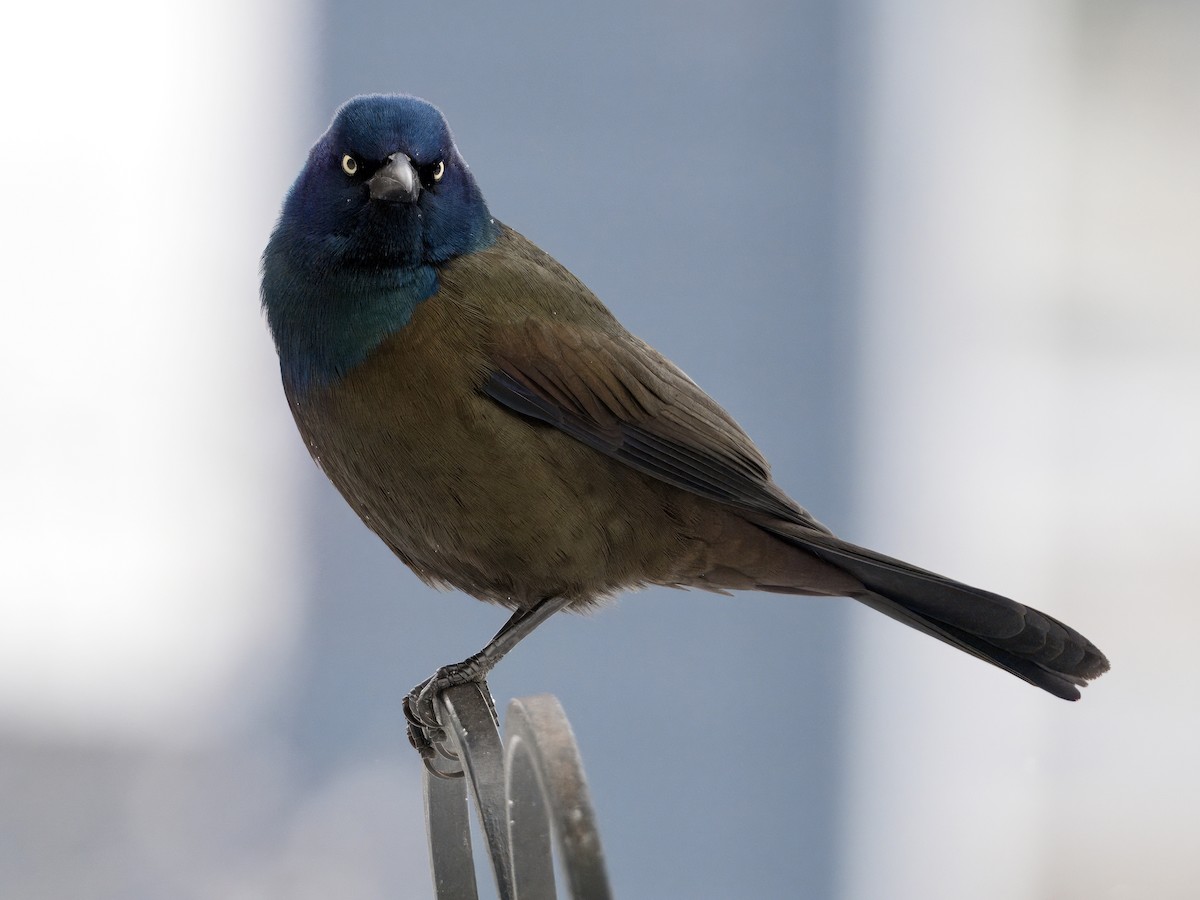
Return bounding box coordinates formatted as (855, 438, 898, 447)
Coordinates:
(261, 95, 1108, 761)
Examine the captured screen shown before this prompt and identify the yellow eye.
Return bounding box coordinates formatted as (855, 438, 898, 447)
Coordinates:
(341, 154, 358, 176)
(431, 159, 445, 182)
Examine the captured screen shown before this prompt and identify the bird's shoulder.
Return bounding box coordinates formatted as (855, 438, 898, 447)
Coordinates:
(436, 223, 619, 329)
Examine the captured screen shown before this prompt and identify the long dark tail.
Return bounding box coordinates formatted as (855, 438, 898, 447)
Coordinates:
(775, 528, 1110, 700)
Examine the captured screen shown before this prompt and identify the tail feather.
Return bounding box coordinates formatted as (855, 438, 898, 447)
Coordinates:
(854, 590, 1089, 701)
(769, 526, 1110, 700)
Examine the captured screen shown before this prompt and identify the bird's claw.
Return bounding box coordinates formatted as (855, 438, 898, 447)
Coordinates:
(403, 657, 497, 779)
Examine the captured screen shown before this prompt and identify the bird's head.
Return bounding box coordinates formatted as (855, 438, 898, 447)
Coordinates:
(278, 94, 495, 270)
(263, 95, 499, 390)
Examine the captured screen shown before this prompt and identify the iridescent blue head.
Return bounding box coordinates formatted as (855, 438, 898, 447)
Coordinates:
(262, 95, 498, 391)
(276, 94, 496, 267)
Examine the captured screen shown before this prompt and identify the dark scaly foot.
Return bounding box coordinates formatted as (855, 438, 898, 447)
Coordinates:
(404, 659, 500, 779)
(402, 596, 575, 776)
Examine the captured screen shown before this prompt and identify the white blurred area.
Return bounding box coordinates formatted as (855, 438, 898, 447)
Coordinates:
(842, 3, 1200, 899)
(0, 5, 438, 899)
(0, 0, 389, 895)
(0, 2, 311, 742)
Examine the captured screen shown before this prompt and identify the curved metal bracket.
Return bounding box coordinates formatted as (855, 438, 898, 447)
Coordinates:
(422, 682, 612, 899)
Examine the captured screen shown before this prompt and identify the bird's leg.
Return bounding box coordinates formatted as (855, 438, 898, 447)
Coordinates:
(404, 594, 574, 774)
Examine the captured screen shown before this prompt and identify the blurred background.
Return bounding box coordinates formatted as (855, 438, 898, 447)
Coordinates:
(2, 1, 1197, 897)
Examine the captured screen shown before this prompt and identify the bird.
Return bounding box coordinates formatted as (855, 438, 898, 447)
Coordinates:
(261, 94, 1108, 759)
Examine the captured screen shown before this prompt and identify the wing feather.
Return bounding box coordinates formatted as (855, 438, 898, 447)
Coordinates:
(484, 317, 827, 531)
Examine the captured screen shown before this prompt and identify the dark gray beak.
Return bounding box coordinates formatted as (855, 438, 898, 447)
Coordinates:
(368, 152, 420, 202)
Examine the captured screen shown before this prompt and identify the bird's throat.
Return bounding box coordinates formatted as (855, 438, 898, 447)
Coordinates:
(265, 254, 439, 394)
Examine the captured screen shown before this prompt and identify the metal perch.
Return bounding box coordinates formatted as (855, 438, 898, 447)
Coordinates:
(422, 682, 612, 899)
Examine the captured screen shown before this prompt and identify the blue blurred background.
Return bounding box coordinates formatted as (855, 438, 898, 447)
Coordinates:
(2, 1, 1197, 897)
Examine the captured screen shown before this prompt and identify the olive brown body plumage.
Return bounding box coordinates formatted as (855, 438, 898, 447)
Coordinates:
(287, 224, 862, 609)
(263, 94, 1108, 708)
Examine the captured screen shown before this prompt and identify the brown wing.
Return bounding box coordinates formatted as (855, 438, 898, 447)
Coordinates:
(483, 316, 831, 533)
